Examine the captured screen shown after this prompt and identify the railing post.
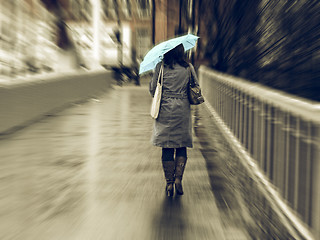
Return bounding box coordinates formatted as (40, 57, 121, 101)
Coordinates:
(284, 113, 291, 202)
(259, 102, 266, 169)
(296, 120, 312, 223)
(294, 117, 301, 212)
(304, 121, 312, 225)
(266, 105, 274, 180)
(232, 88, 237, 135)
(243, 95, 249, 151)
(226, 85, 232, 129)
(311, 125, 320, 239)
(273, 109, 285, 194)
(253, 98, 260, 162)
(239, 91, 243, 145)
(247, 96, 254, 156)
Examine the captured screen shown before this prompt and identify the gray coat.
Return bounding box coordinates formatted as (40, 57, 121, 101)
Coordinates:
(149, 62, 199, 148)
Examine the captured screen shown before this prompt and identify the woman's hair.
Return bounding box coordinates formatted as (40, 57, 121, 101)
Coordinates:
(163, 44, 189, 68)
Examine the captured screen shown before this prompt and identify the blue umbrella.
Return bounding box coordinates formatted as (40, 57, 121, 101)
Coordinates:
(139, 33, 199, 74)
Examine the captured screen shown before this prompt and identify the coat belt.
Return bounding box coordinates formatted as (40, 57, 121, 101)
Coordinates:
(162, 92, 188, 99)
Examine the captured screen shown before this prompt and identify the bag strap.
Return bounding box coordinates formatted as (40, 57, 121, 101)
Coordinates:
(188, 63, 195, 87)
(157, 63, 164, 86)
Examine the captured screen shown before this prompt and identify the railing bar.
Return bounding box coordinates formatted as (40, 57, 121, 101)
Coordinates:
(235, 90, 239, 138)
(218, 83, 221, 116)
(305, 121, 311, 225)
(223, 83, 226, 122)
(243, 94, 246, 146)
(243, 95, 248, 150)
(272, 108, 278, 185)
(260, 102, 266, 170)
(276, 110, 285, 195)
(294, 118, 300, 211)
(221, 83, 223, 119)
(248, 96, 253, 155)
(266, 105, 272, 179)
(310, 126, 320, 236)
(227, 87, 232, 128)
(225, 86, 229, 127)
(220, 83, 223, 117)
(284, 113, 290, 200)
(220, 83, 222, 116)
(253, 99, 260, 161)
(224, 84, 227, 123)
(230, 88, 234, 132)
(233, 88, 237, 135)
(214, 80, 217, 109)
(239, 92, 243, 145)
(274, 109, 283, 188)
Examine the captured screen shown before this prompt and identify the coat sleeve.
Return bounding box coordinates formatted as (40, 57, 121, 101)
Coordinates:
(189, 63, 200, 87)
(149, 62, 162, 97)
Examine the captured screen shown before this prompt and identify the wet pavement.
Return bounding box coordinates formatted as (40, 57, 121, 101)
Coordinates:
(0, 82, 252, 240)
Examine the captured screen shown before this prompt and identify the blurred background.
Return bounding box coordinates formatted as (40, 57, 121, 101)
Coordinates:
(1, 0, 319, 101)
(1, 1, 320, 239)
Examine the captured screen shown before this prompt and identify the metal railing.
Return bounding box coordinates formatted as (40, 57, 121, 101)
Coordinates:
(199, 66, 320, 240)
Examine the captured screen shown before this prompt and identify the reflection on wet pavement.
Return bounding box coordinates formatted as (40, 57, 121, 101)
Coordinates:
(0, 85, 248, 240)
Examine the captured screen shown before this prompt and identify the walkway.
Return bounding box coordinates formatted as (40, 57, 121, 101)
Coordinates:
(0, 83, 250, 240)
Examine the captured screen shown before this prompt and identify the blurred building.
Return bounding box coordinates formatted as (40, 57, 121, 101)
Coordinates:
(62, 0, 154, 68)
(152, 0, 199, 65)
(153, 0, 189, 42)
(0, 0, 154, 78)
(0, 0, 57, 78)
(0, 0, 196, 79)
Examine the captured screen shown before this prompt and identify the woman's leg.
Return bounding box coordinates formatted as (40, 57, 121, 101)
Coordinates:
(174, 147, 187, 195)
(161, 148, 175, 196)
(175, 147, 187, 159)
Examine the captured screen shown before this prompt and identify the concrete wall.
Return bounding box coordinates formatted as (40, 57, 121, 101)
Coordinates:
(0, 70, 114, 134)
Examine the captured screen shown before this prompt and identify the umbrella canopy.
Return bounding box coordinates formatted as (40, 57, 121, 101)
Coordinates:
(139, 33, 199, 74)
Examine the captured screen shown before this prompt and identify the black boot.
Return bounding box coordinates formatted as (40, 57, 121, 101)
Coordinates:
(174, 156, 187, 195)
(162, 161, 175, 196)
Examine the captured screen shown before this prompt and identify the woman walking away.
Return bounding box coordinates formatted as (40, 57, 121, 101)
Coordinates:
(149, 44, 200, 196)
